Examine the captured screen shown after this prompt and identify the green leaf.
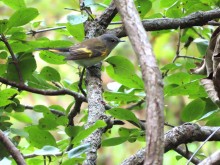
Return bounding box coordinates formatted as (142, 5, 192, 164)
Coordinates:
(10, 128, 28, 137)
(135, 0, 152, 18)
(29, 39, 72, 49)
(0, 64, 7, 76)
(181, 99, 205, 122)
(104, 91, 140, 102)
(28, 73, 58, 90)
(72, 120, 106, 145)
(166, 1, 182, 18)
(67, 143, 91, 158)
(160, 0, 177, 7)
(161, 63, 182, 71)
(164, 72, 190, 85)
(0, 89, 18, 107)
(0, 20, 8, 34)
(194, 38, 209, 55)
(2, 0, 26, 9)
(10, 42, 31, 53)
(26, 126, 57, 148)
(33, 105, 50, 113)
(206, 117, 220, 126)
(183, 0, 211, 15)
(107, 108, 139, 124)
(38, 116, 58, 130)
(165, 80, 207, 97)
(6, 53, 36, 82)
(66, 23, 85, 42)
(39, 51, 66, 65)
(0, 51, 7, 59)
(10, 32, 26, 40)
(106, 56, 144, 89)
(40, 66, 61, 82)
(102, 137, 128, 147)
(67, 13, 88, 25)
(65, 126, 83, 137)
(118, 127, 132, 137)
(10, 112, 32, 123)
(49, 105, 65, 112)
(8, 8, 39, 29)
(33, 146, 60, 155)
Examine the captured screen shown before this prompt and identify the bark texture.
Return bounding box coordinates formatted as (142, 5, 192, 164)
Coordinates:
(0, 130, 26, 165)
(114, 1, 164, 165)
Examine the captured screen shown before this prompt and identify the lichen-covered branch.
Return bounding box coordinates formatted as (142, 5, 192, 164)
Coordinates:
(114, 0, 164, 165)
(82, 1, 119, 165)
(108, 9, 220, 37)
(198, 150, 220, 165)
(121, 124, 220, 165)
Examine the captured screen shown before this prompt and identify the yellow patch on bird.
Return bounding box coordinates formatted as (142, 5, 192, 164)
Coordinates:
(77, 48, 92, 57)
(48, 49, 61, 53)
(101, 49, 108, 57)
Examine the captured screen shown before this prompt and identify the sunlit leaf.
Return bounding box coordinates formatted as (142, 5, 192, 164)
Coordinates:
(8, 8, 39, 29)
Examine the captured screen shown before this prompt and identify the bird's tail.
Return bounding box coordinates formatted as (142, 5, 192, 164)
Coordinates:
(36, 48, 70, 56)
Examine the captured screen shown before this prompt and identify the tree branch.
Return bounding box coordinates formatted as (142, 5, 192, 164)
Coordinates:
(97, 1, 117, 28)
(26, 26, 66, 35)
(198, 150, 220, 165)
(108, 9, 220, 37)
(114, 1, 164, 165)
(121, 124, 220, 165)
(174, 146, 201, 164)
(0, 130, 26, 165)
(82, 1, 119, 164)
(0, 77, 86, 101)
(1, 34, 24, 84)
(24, 105, 65, 116)
(68, 99, 83, 126)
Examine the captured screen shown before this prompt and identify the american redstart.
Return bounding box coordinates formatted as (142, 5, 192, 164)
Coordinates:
(38, 34, 124, 67)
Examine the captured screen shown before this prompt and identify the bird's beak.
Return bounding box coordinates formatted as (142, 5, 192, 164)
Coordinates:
(119, 40, 125, 42)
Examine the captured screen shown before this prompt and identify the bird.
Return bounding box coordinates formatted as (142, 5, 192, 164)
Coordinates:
(38, 34, 124, 67)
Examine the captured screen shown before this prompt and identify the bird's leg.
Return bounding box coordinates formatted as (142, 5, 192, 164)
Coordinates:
(78, 67, 87, 97)
(86, 65, 102, 81)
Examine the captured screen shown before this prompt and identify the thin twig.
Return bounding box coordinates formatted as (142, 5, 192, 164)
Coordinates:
(78, 67, 87, 97)
(186, 127, 220, 165)
(26, 26, 66, 35)
(207, 20, 220, 26)
(24, 152, 62, 159)
(0, 77, 86, 101)
(174, 146, 201, 164)
(67, 99, 83, 126)
(178, 55, 203, 61)
(1, 34, 24, 84)
(191, 27, 205, 39)
(24, 105, 65, 116)
(163, 29, 182, 77)
(127, 99, 145, 110)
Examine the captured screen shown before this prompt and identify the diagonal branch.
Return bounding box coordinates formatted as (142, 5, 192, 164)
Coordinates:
(1, 34, 24, 84)
(0, 77, 86, 101)
(0, 130, 26, 165)
(198, 150, 220, 165)
(114, 0, 164, 165)
(97, 1, 117, 28)
(121, 124, 220, 165)
(108, 9, 220, 37)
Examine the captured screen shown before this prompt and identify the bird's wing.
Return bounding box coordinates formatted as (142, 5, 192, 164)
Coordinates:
(66, 39, 107, 60)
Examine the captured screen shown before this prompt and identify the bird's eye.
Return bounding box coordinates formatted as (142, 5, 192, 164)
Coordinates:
(111, 39, 115, 42)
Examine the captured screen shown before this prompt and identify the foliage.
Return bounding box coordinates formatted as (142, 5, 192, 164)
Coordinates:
(0, 0, 220, 164)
